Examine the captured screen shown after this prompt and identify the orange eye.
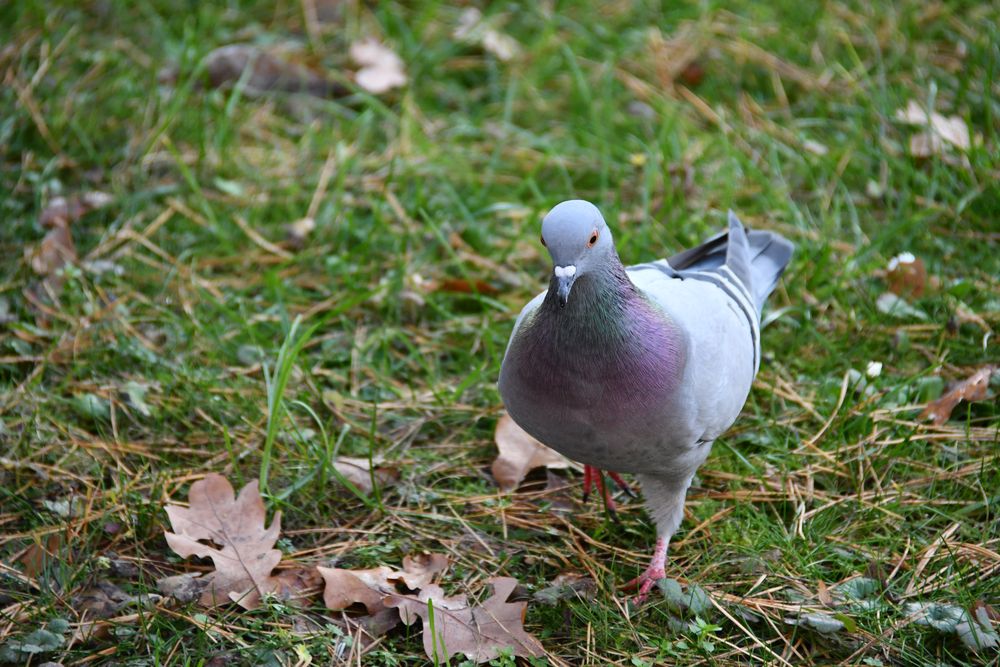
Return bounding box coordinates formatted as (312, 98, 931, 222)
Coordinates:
(587, 230, 599, 247)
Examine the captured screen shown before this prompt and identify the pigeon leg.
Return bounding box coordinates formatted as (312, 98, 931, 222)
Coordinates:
(582, 465, 627, 519)
(606, 471, 637, 498)
(620, 537, 668, 604)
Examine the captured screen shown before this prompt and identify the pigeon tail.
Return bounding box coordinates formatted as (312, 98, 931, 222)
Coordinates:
(666, 211, 793, 316)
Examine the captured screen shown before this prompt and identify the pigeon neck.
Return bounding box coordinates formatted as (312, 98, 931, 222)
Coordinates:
(543, 255, 637, 324)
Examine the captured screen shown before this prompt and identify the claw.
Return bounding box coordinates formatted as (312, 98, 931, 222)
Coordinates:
(581, 465, 632, 518)
(606, 471, 636, 498)
(619, 537, 669, 606)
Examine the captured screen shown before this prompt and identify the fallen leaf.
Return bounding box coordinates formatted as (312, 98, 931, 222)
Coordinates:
(271, 566, 324, 605)
(156, 572, 209, 604)
(38, 192, 113, 229)
(27, 192, 112, 288)
(492, 414, 571, 491)
(202, 44, 345, 97)
(17, 534, 64, 578)
(28, 222, 75, 278)
(318, 565, 397, 615)
(919, 366, 996, 426)
(74, 582, 161, 620)
(332, 456, 399, 494)
(895, 100, 971, 156)
(164, 475, 282, 609)
(349, 40, 406, 94)
(387, 577, 544, 663)
(886, 252, 927, 297)
(398, 552, 450, 590)
(318, 552, 449, 615)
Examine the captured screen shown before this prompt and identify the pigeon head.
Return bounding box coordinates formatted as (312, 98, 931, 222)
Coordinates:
(540, 200, 614, 307)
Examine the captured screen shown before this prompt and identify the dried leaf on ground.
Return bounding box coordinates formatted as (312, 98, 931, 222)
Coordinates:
(895, 100, 971, 157)
(333, 456, 399, 494)
(398, 552, 450, 589)
(28, 192, 112, 280)
(318, 565, 398, 615)
(492, 413, 571, 491)
(387, 577, 544, 663)
(349, 40, 406, 94)
(75, 581, 161, 620)
(271, 566, 324, 605)
(17, 534, 64, 578)
(156, 572, 208, 604)
(164, 475, 282, 609)
(919, 365, 996, 426)
(318, 552, 449, 615)
(886, 252, 927, 297)
(200, 44, 345, 97)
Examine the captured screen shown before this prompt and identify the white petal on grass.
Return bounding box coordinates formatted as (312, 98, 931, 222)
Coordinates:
(350, 40, 407, 94)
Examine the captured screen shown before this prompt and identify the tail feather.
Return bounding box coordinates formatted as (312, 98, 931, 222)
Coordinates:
(746, 228, 794, 312)
(667, 211, 793, 314)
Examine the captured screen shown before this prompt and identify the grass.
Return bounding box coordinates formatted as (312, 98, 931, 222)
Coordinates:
(1, 0, 998, 664)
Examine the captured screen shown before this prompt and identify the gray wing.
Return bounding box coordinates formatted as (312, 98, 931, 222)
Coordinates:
(626, 212, 792, 440)
(500, 289, 546, 359)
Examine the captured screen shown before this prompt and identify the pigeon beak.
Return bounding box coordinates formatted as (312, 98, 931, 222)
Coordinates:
(553, 265, 577, 308)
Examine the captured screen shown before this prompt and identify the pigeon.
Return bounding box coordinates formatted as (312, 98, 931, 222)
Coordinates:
(498, 200, 793, 601)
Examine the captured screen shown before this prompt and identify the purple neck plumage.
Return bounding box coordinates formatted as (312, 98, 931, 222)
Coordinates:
(526, 253, 686, 401)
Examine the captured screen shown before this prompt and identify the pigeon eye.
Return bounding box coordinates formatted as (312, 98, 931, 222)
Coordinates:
(587, 230, 599, 247)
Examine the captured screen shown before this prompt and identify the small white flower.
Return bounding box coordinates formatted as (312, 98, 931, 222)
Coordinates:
(887, 252, 916, 272)
(866, 361, 883, 378)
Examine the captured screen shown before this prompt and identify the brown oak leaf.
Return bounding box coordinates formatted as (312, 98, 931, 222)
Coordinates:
(919, 366, 996, 426)
(387, 577, 544, 663)
(317, 552, 449, 616)
(492, 413, 570, 491)
(317, 565, 397, 615)
(164, 474, 282, 609)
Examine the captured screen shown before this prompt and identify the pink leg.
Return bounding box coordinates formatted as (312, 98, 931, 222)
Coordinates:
(606, 471, 636, 497)
(620, 537, 668, 605)
(582, 465, 622, 519)
(594, 469, 619, 519)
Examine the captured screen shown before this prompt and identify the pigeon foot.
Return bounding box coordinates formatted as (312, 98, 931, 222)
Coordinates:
(620, 537, 668, 605)
(581, 465, 635, 519)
